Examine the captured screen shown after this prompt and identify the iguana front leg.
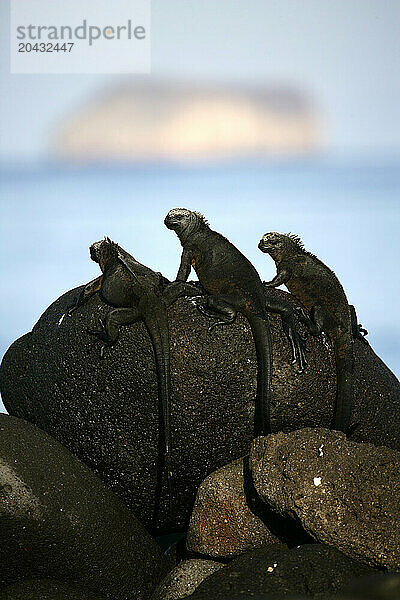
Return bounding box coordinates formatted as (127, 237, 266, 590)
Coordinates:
(162, 280, 205, 307)
(166, 249, 205, 307)
(176, 249, 192, 282)
(264, 268, 290, 288)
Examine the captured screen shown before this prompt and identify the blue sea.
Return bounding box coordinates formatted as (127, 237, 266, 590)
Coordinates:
(0, 158, 399, 412)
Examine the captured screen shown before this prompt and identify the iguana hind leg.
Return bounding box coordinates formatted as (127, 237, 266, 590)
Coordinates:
(67, 276, 103, 315)
(264, 293, 309, 372)
(89, 307, 141, 357)
(103, 307, 141, 343)
(309, 303, 335, 336)
(196, 295, 237, 332)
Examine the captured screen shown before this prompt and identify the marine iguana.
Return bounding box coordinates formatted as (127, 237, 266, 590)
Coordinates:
(68, 237, 203, 495)
(164, 208, 308, 436)
(258, 231, 367, 433)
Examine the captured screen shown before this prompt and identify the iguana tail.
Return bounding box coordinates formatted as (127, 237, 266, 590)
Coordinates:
(143, 309, 173, 496)
(332, 332, 354, 433)
(246, 312, 273, 436)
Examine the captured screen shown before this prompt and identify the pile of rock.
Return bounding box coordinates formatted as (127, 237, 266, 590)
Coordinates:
(164, 427, 400, 598)
(0, 290, 399, 599)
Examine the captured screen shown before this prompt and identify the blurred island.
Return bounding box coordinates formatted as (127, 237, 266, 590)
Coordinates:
(54, 79, 319, 163)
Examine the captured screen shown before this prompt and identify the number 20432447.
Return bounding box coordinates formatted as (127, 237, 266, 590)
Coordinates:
(18, 42, 74, 52)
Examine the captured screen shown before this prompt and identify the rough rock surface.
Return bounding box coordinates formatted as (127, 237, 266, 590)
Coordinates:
(0, 579, 106, 600)
(151, 560, 224, 600)
(184, 544, 374, 600)
(250, 428, 400, 571)
(1, 288, 399, 531)
(186, 457, 309, 558)
(0, 415, 168, 600)
(343, 573, 400, 599)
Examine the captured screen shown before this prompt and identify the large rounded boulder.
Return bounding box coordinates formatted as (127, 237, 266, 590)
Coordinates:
(0, 579, 106, 600)
(0, 415, 168, 599)
(183, 544, 374, 600)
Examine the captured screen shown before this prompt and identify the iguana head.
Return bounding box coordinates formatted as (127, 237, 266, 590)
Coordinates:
(164, 208, 208, 238)
(90, 237, 119, 272)
(259, 232, 304, 261)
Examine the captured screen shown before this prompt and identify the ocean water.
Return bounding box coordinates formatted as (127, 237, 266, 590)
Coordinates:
(0, 159, 399, 412)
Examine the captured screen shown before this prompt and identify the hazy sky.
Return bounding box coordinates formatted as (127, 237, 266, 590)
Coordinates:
(1, 0, 400, 158)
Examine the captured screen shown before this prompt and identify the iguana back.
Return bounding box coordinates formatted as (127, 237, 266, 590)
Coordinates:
(187, 228, 267, 313)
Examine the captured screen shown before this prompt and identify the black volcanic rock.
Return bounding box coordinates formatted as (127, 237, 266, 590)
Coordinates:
(343, 573, 400, 599)
(186, 457, 308, 559)
(250, 428, 400, 571)
(186, 457, 279, 558)
(151, 560, 224, 600)
(0, 415, 168, 600)
(0, 579, 106, 600)
(0, 287, 399, 531)
(184, 544, 374, 600)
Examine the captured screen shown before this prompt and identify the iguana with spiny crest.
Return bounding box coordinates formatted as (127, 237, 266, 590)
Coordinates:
(258, 231, 367, 433)
(164, 208, 308, 436)
(68, 237, 203, 496)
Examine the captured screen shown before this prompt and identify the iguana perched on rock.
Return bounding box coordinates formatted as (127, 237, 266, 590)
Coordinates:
(164, 208, 307, 436)
(258, 231, 368, 433)
(68, 237, 203, 495)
